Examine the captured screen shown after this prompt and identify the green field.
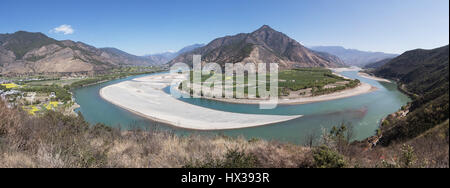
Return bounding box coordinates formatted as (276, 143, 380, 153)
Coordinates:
(279, 68, 343, 90)
(180, 68, 360, 97)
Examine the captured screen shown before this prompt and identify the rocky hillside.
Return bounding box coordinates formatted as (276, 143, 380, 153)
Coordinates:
(310, 46, 397, 67)
(0, 31, 158, 75)
(312, 50, 346, 66)
(372, 45, 449, 145)
(169, 25, 346, 69)
(363, 58, 394, 69)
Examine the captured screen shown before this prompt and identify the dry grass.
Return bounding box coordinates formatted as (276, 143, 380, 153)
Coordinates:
(0, 100, 448, 168)
(0, 100, 312, 168)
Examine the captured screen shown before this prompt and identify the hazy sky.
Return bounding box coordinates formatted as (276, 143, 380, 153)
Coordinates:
(1, 0, 449, 55)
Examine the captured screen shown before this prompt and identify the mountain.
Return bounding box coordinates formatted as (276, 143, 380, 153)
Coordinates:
(100, 47, 156, 66)
(363, 58, 394, 69)
(371, 45, 449, 145)
(0, 31, 158, 75)
(145, 52, 175, 65)
(169, 25, 346, 69)
(145, 44, 205, 65)
(311, 50, 346, 67)
(177, 44, 205, 55)
(310, 46, 397, 67)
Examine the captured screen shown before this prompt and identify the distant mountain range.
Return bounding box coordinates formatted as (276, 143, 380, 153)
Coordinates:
(311, 50, 346, 67)
(144, 44, 205, 65)
(169, 25, 346, 69)
(363, 58, 394, 69)
(3, 28, 405, 75)
(310, 46, 398, 67)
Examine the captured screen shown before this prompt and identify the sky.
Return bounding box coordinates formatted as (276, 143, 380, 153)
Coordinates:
(1, 0, 449, 55)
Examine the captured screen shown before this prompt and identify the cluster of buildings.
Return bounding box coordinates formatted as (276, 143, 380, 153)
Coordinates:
(1, 88, 61, 112)
(1, 78, 68, 113)
(0, 89, 21, 108)
(0, 78, 11, 84)
(0, 89, 20, 97)
(1, 79, 20, 102)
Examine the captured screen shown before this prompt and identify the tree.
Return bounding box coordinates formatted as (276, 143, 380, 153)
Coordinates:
(399, 144, 417, 168)
(304, 131, 319, 148)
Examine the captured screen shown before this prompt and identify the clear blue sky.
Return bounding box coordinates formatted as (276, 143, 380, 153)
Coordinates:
(1, 0, 449, 55)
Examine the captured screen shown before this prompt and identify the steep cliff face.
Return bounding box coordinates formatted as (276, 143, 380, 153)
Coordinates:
(169, 25, 345, 70)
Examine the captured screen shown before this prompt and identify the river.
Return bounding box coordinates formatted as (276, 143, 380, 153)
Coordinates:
(73, 71, 410, 144)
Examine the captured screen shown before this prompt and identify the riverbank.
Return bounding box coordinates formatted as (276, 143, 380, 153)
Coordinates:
(69, 70, 164, 89)
(200, 82, 376, 105)
(330, 67, 362, 73)
(358, 72, 392, 83)
(99, 73, 302, 130)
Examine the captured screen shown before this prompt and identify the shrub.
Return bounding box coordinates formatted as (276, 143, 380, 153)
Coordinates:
(399, 144, 417, 168)
(184, 148, 259, 168)
(313, 146, 347, 168)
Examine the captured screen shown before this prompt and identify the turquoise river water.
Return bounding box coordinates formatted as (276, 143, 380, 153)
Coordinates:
(73, 71, 410, 144)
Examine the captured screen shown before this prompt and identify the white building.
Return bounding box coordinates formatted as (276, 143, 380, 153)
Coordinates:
(4, 90, 20, 95)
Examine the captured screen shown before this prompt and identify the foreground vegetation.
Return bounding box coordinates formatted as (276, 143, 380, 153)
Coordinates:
(1, 100, 447, 168)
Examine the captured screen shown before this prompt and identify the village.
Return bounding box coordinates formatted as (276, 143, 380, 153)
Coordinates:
(0, 67, 161, 117)
(0, 77, 78, 116)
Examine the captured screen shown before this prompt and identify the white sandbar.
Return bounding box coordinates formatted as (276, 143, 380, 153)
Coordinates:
(100, 74, 302, 130)
(207, 82, 376, 105)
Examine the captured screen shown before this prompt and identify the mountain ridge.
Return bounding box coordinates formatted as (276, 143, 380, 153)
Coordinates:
(144, 44, 205, 65)
(169, 25, 346, 69)
(310, 46, 397, 67)
(0, 31, 161, 75)
(363, 58, 394, 69)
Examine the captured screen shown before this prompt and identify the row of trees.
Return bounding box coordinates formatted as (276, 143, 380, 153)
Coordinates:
(312, 79, 360, 96)
(20, 85, 72, 102)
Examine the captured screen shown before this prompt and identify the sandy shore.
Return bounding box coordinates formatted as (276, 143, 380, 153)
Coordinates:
(100, 74, 302, 130)
(200, 82, 376, 105)
(358, 72, 392, 83)
(330, 67, 362, 73)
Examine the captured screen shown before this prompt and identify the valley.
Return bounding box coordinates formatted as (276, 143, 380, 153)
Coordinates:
(0, 1, 448, 169)
(72, 69, 410, 144)
(178, 68, 372, 105)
